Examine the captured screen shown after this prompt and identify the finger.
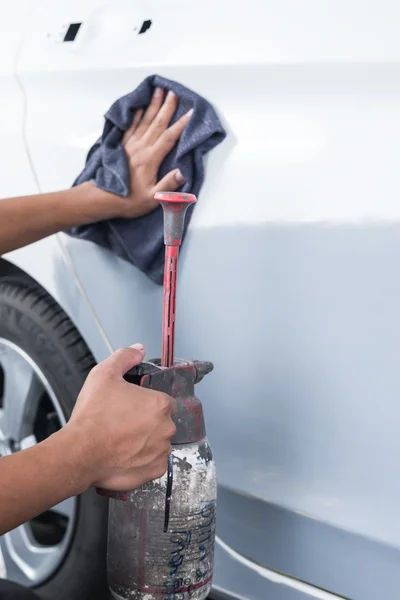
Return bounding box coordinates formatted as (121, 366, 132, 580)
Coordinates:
(153, 169, 186, 194)
(156, 392, 177, 417)
(105, 344, 146, 377)
(122, 109, 144, 145)
(166, 423, 177, 440)
(141, 90, 180, 145)
(152, 108, 193, 163)
(134, 87, 165, 139)
(152, 458, 168, 480)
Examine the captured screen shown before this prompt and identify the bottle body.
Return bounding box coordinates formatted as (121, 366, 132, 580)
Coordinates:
(108, 439, 216, 600)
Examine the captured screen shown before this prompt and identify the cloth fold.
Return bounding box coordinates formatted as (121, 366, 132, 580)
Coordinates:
(69, 75, 226, 284)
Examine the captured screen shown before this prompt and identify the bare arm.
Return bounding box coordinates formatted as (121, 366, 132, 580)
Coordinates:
(0, 427, 89, 533)
(0, 345, 176, 536)
(0, 183, 125, 255)
(0, 88, 191, 256)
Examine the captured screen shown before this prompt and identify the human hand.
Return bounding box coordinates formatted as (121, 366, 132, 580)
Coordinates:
(117, 87, 193, 219)
(65, 343, 176, 492)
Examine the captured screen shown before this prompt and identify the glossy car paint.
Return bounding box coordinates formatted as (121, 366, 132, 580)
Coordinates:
(2, 1, 400, 598)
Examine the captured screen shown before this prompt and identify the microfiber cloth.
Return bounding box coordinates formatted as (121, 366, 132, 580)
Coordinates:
(68, 75, 226, 285)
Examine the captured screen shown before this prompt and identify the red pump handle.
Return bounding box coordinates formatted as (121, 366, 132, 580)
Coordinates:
(155, 192, 197, 368)
(155, 192, 197, 247)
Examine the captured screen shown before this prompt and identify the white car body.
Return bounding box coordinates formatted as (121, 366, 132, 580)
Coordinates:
(1, 1, 400, 598)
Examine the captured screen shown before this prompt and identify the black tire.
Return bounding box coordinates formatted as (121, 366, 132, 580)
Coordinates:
(0, 277, 109, 600)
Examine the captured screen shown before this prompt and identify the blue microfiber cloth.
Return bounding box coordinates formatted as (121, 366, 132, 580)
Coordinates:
(68, 75, 226, 284)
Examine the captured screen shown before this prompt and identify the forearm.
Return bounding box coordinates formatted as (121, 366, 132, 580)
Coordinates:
(0, 427, 88, 535)
(0, 182, 123, 255)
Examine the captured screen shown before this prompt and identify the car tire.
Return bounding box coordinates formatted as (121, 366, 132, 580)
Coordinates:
(0, 277, 109, 600)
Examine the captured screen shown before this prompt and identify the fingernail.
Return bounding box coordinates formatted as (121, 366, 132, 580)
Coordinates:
(175, 170, 186, 185)
(130, 343, 145, 352)
(153, 87, 163, 98)
(167, 90, 176, 99)
(186, 108, 194, 118)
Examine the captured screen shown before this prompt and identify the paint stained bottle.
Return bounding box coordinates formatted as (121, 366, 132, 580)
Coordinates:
(107, 359, 217, 600)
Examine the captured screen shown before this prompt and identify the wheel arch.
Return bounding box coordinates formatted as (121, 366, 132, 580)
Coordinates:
(0, 256, 39, 284)
(0, 240, 112, 364)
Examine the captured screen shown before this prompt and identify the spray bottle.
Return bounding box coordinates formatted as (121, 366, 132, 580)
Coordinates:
(99, 192, 216, 600)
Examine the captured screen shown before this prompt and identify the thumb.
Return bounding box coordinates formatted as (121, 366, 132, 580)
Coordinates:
(106, 344, 146, 377)
(154, 169, 186, 194)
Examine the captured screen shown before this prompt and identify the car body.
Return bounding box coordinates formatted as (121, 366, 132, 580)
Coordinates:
(1, 1, 400, 599)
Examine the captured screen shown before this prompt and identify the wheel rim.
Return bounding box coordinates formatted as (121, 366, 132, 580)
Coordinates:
(0, 338, 77, 587)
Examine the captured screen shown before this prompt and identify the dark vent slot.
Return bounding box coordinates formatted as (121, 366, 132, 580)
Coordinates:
(63, 23, 82, 42)
(139, 20, 152, 34)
